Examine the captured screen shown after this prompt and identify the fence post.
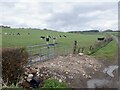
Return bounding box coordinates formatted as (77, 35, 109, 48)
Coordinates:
(73, 40, 77, 54)
(39, 48, 41, 61)
(81, 47, 84, 53)
(47, 45, 50, 59)
(78, 47, 80, 53)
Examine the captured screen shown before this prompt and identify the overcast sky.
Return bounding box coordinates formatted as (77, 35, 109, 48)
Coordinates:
(0, 0, 119, 32)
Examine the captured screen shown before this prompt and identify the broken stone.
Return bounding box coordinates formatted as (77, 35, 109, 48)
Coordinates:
(88, 75, 92, 79)
(31, 69, 37, 75)
(59, 79, 62, 83)
(78, 53, 84, 56)
(27, 74, 33, 82)
(92, 72, 95, 74)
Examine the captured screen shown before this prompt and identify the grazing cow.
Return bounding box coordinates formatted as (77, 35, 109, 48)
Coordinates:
(59, 35, 62, 38)
(97, 37, 104, 40)
(46, 37, 49, 42)
(4, 33, 8, 35)
(52, 37, 57, 44)
(46, 36, 50, 44)
(63, 35, 66, 37)
(53, 37, 56, 40)
(28, 33, 30, 35)
(40, 36, 45, 39)
(48, 35, 51, 38)
(17, 33, 20, 35)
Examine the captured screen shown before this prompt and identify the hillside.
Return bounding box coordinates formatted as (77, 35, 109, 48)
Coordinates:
(2, 28, 104, 48)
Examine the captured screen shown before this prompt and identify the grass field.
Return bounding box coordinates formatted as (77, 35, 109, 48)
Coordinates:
(2, 28, 118, 60)
(92, 40, 118, 61)
(2, 28, 104, 49)
(2, 28, 117, 60)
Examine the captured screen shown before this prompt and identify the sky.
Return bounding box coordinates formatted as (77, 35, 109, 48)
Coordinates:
(0, 0, 119, 32)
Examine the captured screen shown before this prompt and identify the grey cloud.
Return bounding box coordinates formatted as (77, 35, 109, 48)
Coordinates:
(0, 1, 118, 31)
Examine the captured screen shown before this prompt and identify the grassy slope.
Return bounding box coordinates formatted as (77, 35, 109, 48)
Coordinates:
(92, 40, 118, 61)
(2, 28, 104, 49)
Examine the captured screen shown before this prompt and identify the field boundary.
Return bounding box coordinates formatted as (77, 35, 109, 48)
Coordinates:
(27, 43, 70, 65)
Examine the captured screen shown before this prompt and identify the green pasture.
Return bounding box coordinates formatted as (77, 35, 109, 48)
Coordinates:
(107, 32, 120, 37)
(1, 27, 118, 60)
(2, 28, 104, 48)
(92, 40, 118, 61)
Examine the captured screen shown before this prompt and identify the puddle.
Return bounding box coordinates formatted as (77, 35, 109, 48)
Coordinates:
(103, 65, 118, 77)
(87, 79, 111, 88)
(87, 65, 118, 88)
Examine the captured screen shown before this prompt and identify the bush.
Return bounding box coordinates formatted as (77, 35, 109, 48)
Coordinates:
(2, 48, 28, 86)
(42, 79, 68, 90)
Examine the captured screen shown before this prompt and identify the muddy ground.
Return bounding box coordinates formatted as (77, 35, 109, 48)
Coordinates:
(29, 54, 118, 88)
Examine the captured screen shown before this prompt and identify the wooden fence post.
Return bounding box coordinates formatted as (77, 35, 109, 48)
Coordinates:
(73, 40, 77, 54)
(81, 47, 84, 53)
(78, 47, 80, 53)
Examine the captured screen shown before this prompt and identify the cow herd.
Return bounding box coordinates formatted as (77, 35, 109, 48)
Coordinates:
(4, 32, 67, 38)
(40, 35, 67, 44)
(4, 32, 67, 44)
(40, 35, 66, 40)
(4, 32, 31, 36)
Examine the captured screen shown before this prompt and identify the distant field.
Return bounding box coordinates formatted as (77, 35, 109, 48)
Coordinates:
(2, 28, 105, 48)
(107, 32, 120, 37)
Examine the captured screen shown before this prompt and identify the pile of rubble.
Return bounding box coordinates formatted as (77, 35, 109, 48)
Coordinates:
(19, 66, 42, 88)
(26, 54, 104, 88)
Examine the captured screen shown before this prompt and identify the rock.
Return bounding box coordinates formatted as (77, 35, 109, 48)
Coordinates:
(65, 71, 69, 75)
(92, 72, 95, 74)
(27, 74, 33, 82)
(88, 75, 92, 79)
(77, 61, 80, 64)
(94, 68, 98, 71)
(68, 75, 73, 79)
(78, 53, 84, 56)
(31, 69, 37, 75)
(83, 73, 86, 77)
(59, 79, 62, 83)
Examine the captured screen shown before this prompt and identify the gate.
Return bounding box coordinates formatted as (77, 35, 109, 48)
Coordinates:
(27, 44, 56, 65)
(27, 43, 70, 65)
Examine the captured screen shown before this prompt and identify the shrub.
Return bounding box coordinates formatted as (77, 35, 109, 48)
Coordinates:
(42, 78, 68, 90)
(2, 48, 28, 86)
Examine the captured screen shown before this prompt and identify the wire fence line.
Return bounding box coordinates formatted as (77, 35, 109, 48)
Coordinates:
(27, 43, 71, 65)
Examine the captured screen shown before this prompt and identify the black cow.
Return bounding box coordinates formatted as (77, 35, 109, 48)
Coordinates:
(97, 38, 104, 40)
(48, 35, 51, 38)
(53, 37, 56, 40)
(40, 36, 45, 39)
(46, 37, 49, 42)
(59, 35, 62, 38)
(63, 35, 66, 37)
(17, 33, 20, 35)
